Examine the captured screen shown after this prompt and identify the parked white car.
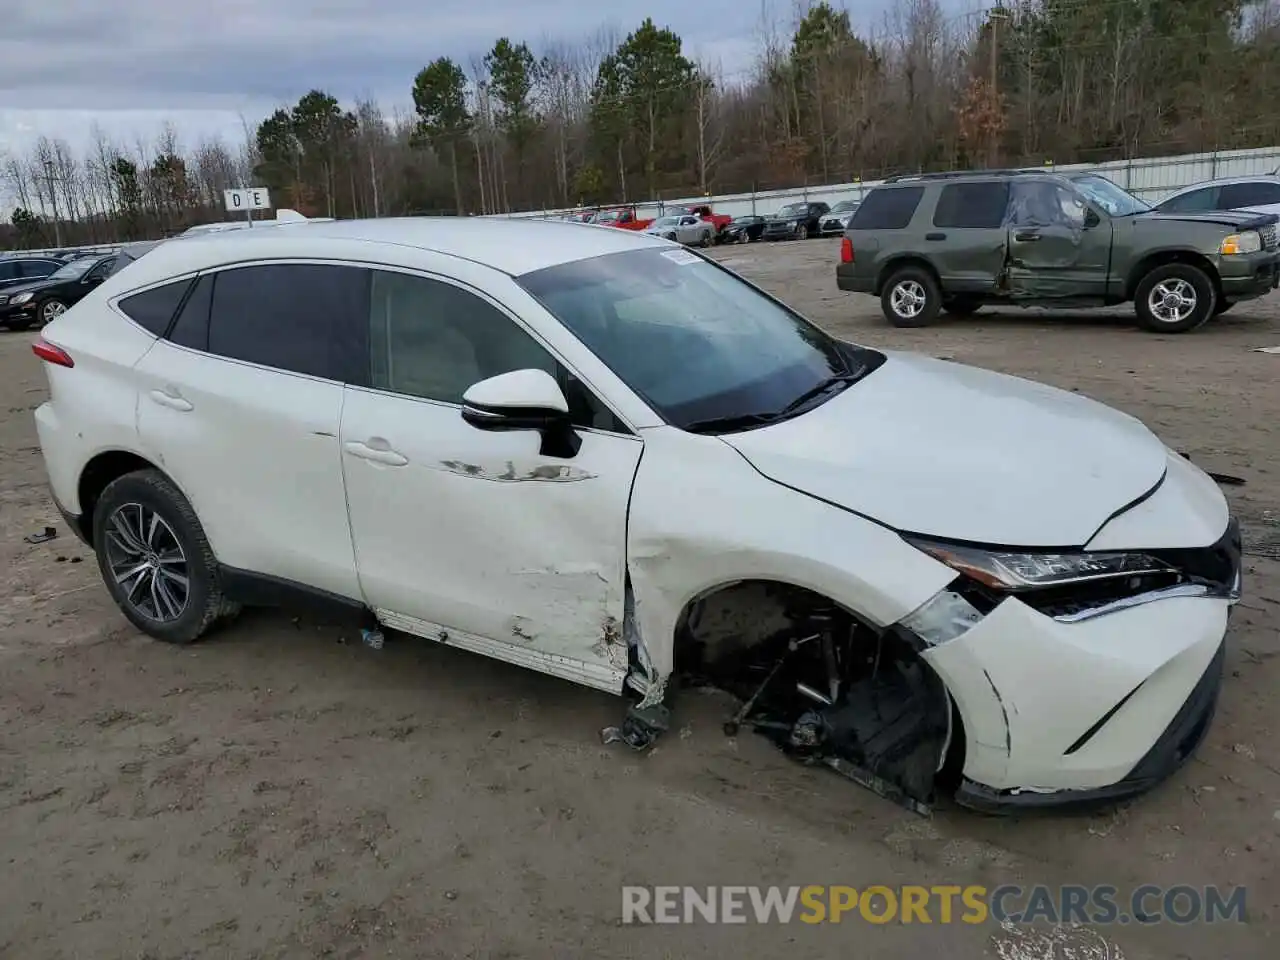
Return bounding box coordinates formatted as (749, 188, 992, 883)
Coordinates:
(644, 214, 715, 247)
(32, 218, 1240, 813)
(1154, 175, 1280, 219)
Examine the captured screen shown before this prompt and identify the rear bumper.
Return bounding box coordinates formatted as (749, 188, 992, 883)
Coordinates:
(1219, 250, 1280, 301)
(836, 263, 875, 294)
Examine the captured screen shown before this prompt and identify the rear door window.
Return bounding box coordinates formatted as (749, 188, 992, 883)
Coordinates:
(933, 182, 1011, 228)
(205, 263, 370, 383)
(849, 187, 924, 230)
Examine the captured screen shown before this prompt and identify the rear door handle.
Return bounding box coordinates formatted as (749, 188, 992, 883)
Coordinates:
(343, 440, 408, 467)
(1014, 231, 1041, 242)
(148, 388, 193, 412)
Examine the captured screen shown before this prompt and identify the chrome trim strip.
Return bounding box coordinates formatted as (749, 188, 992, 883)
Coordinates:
(1052, 583, 1224, 623)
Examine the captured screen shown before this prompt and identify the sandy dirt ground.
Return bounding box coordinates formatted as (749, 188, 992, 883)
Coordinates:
(1, 238, 1277, 959)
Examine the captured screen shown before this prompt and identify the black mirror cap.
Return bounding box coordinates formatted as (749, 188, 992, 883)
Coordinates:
(460, 402, 581, 458)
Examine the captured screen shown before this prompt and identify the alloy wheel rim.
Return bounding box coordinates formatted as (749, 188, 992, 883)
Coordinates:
(1148, 279, 1197, 324)
(104, 502, 190, 622)
(890, 280, 927, 318)
(42, 301, 66, 323)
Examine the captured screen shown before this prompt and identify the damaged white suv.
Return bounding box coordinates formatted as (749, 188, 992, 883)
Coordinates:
(33, 218, 1241, 814)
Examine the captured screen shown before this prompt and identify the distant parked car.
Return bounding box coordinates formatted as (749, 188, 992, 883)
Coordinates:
(0, 255, 65, 290)
(644, 214, 715, 247)
(820, 200, 861, 236)
(762, 201, 830, 241)
(722, 215, 766, 243)
(0, 250, 141, 330)
(1154, 176, 1280, 220)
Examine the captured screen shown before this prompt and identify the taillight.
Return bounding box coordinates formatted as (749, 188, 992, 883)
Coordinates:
(32, 338, 74, 368)
(840, 237, 854, 263)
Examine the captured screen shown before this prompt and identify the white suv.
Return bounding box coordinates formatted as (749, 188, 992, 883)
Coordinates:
(32, 218, 1240, 814)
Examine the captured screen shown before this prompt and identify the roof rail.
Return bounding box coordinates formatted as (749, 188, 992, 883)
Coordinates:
(883, 168, 1046, 184)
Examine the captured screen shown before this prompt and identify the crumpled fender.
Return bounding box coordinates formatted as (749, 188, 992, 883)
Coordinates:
(625, 426, 955, 680)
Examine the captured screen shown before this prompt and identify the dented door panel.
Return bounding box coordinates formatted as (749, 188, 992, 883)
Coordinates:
(340, 385, 643, 685)
(1003, 184, 1114, 299)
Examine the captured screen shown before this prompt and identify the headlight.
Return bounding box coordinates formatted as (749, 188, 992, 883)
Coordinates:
(10, 292, 33, 305)
(1219, 231, 1261, 255)
(906, 538, 1175, 591)
(787, 220, 797, 227)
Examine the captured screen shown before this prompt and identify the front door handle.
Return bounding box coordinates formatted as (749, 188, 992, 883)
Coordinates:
(148, 388, 193, 412)
(1014, 231, 1042, 242)
(343, 440, 408, 467)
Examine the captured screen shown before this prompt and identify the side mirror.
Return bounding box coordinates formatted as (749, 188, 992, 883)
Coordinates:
(461, 369, 581, 458)
(1084, 208, 1101, 228)
(83, 274, 103, 285)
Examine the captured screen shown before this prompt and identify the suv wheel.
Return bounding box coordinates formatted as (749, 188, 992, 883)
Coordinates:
(881, 267, 942, 327)
(1134, 263, 1216, 333)
(92, 469, 236, 644)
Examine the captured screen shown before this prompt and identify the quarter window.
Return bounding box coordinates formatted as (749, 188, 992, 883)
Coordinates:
(118, 278, 195, 336)
(368, 270, 625, 432)
(204, 263, 370, 382)
(849, 187, 924, 229)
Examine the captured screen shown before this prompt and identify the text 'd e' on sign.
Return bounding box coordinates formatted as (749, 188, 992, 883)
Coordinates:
(223, 188, 272, 212)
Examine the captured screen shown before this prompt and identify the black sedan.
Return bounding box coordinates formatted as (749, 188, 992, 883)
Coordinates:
(0, 255, 67, 290)
(721, 215, 767, 243)
(761, 201, 830, 241)
(0, 252, 125, 330)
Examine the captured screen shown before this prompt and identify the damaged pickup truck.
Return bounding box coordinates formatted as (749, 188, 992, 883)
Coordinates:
(35, 219, 1242, 817)
(836, 168, 1280, 332)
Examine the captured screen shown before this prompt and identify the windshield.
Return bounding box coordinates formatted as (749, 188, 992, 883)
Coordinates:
(776, 203, 808, 218)
(48, 258, 97, 280)
(1071, 175, 1150, 216)
(595, 211, 620, 223)
(517, 248, 883, 431)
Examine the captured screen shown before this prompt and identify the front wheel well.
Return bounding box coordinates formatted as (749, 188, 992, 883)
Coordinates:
(1125, 251, 1221, 301)
(874, 256, 940, 297)
(77, 451, 162, 542)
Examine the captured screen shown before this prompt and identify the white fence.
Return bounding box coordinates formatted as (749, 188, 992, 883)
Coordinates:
(499, 145, 1280, 221)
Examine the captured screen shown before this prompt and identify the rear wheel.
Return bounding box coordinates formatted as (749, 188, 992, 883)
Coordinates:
(38, 298, 68, 327)
(881, 267, 942, 328)
(92, 469, 236, 644)
(796, 223, 809, 240)
(700, 230, 712, 247)
(1134, 263, 1216, 333)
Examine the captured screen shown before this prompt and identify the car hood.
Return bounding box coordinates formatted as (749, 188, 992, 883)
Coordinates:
(0, 276, 59, 298)
(1134, 209, 1280, 230)
(720, 351, 1168, 547)
(766, 215, 806, 223)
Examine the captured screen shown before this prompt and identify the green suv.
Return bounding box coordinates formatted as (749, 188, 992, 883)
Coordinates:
(835, 169, 1280, 333)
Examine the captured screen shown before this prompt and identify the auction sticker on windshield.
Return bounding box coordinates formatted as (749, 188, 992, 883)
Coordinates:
(662, 249, 701, 266)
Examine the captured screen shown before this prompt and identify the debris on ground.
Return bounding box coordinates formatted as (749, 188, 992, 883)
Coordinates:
(601, 702, 670, 750)
(23, 526, 57, 544)
(1253, 346, 1280, 354)
(361, 628, 385, 650)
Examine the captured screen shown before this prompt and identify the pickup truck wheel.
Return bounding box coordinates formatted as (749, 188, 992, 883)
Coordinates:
(1134, 264, 1216, 333)
(881, 268, 942, 328)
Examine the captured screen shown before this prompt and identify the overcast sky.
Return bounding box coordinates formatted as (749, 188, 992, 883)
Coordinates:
(0, 0, 974, 164)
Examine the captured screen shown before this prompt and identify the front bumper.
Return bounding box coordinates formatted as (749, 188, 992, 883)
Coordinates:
(1218, 249, 1280, 301)
(0, 299, 38, 326)
(922, 517, 1240, 811)
(763, 223, 801, 240)
(819, 219, 847, 236)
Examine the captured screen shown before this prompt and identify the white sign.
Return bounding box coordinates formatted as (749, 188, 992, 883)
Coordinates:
(224, 188, 272, 212)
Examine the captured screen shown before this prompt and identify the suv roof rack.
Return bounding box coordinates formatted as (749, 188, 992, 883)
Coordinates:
(882, 168, 1048, 184)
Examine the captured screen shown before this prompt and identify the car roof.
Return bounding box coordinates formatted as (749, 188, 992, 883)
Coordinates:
(1162, 174, 1280, 198)
(98, 216, 672, 289)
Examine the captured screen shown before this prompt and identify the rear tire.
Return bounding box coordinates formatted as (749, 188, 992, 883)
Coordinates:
(881, 267, 942, 328)
(700, 231, 712, 247)
(1134, 263, 1216, 333)
(92, 469, 235, 644)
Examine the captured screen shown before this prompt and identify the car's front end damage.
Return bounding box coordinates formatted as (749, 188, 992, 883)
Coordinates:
(610, 354, 1240, 816)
